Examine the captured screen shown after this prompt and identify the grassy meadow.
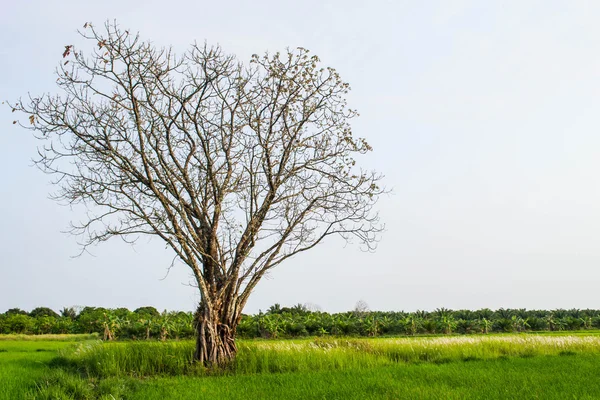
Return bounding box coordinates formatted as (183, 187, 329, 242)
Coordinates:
(2, 333, 600, 399)
(0, 340, 76, 400)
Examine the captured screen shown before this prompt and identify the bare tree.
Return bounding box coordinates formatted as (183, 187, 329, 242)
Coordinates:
(353, 300, 370, 317)
(10, 21, 384, 366)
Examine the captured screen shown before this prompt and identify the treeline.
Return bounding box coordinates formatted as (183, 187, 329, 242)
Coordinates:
(0, 307, 193, 340)
(2, 305, 600, 339)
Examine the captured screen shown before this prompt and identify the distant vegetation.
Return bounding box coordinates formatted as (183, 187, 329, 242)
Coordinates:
(2, 305, 600, 339)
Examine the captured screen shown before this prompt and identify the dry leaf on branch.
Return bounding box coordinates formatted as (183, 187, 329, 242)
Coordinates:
(63, 45, 72, 58)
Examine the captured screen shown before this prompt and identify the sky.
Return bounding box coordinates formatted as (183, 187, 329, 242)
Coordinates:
(2, 1, 600, 314)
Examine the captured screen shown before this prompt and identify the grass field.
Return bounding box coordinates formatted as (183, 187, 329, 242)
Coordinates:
(0, 340, 74, 400)
(129, 354, 600, 400)
(3, 333, 600, 399)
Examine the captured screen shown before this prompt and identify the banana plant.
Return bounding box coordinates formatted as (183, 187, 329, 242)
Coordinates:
(580, 317, 593, 330)
(544, 314, 557, 331)
(438, 315, 457, 335)
(139, 317, 154, 340)
(261, 314, 283, 338)
(101, 312, 122, 341)
(403, 315, 422, 336)
(363, 315, 379, 337)
(479, 318, 493, 334)
(510, 315, 529, 332)
(156, 311, 175, 341)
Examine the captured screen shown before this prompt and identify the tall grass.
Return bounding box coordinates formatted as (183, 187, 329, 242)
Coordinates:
(53, 334, 600, 378)
(127, 354, 600, 400)
(0, 340, 77, 400)
(26, 334, 600, 399)
(55, 341, 198, 377)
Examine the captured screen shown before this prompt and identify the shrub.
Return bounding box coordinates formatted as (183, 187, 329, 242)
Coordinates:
(4, 314, 34, 334)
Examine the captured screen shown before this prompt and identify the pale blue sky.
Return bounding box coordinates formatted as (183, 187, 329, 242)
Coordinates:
(2, 1, 600, 314)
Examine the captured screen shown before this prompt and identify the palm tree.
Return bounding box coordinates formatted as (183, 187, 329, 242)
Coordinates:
(475, 308, 494, 320)
(454, 309, 476, 321)
(291, 303, 309, 315)
(60, 307, 77, 319)
(267, 304, 282, 315)
(515, 309, 529, 319)
(456, 319, 478, 334)
(552, 309, 568, 319)
(494, 308, 514, 319)
(434, 308, 453, 318)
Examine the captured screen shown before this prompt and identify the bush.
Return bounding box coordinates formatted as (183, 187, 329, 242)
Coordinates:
(4, 314, 34, 334)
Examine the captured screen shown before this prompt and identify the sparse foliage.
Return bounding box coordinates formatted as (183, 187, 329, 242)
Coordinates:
(10, 21, 384, 365)
(353, 300, 370, 317)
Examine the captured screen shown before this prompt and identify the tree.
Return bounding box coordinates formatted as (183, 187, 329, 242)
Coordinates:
(33, 316, 58, 334)
(138, 316, 154, 340)
(438, 315, 457, 335)
(4, 314, 33, 334)
(4, 308, 28, 316)
(76, 307, 107, 333)
(479, 318, 493, 334)
(403, 315, 422, 336)
(266, 304, 282, 315)
(29, 307, 60, 318)
(60, 307, 78, 319)
(353, 300, 370, 318)
(10, 21, 384, 366)
(101, 312, 122, 341)
(157, 311, 174, 341)
(134, 306, 160, 318)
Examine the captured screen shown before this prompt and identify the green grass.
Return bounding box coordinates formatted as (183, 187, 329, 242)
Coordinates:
(0, 340, 79, 400)
(10, 334, 600, 399)
(128, 354, 600, 399)
(46, 334, 600, 378)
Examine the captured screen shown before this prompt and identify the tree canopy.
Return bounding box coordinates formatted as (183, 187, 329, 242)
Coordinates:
(11, 21, 384, 365)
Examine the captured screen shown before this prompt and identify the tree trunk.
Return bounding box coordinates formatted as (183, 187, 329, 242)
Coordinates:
(193, 302, 238, 366)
